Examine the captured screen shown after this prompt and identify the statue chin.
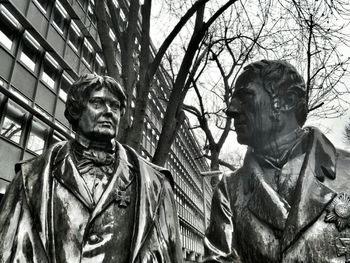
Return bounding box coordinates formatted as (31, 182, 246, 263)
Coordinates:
(84, 131, 115, 142)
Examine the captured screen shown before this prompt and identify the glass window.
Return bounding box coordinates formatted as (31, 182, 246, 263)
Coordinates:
(20, 32, 41, 72)
(87, 0, 96, 25)
(0, 5, 19, 51)
(109, 28, 116, 41)
(27, 118, 49, 154)
(94, 54, 105, 74)
(58, 73, 73, 102)
(120, 8, 126, 21)
(41, 54, 59, 90)
(53, 1, 68, 34)
(77, 0, 86, 7)
(0, 100, 26, 144)
(68, 21, 82, 52)
(112, 0, 119, 8)
(82, 38, 93, 66)
(34, 0, 49, 13)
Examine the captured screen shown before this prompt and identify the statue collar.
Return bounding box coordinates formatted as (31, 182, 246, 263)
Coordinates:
(252, 127, 307, 160)
(75, 133, 116, 153)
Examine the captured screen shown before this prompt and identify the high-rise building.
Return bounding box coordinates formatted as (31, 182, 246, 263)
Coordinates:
(0, 0, 212, 261)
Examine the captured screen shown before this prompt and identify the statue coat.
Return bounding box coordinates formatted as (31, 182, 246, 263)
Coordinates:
(204, 128, 350, 263)
(0, 141, 182, 263)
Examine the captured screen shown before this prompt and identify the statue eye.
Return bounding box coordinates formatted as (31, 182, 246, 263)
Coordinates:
(241, 93, 253, 103)
(90, 98, 103, 109)
(110, 101, 121, 111)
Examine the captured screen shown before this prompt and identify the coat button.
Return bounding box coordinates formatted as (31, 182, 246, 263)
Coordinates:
(88, 234, 102, 244)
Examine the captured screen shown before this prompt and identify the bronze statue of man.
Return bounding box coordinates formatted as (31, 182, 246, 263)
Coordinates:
(204, 60, 350, 262)
(0, 74, 182, 262)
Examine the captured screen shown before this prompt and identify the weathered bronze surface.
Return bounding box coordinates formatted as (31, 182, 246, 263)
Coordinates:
(204, 60, 350, 262)
(0, 74, 182, 262)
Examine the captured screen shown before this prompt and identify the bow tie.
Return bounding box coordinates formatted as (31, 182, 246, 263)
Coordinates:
(81, 149, 115, 166)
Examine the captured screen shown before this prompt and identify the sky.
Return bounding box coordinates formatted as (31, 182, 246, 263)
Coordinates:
(149, 1, 350, 159)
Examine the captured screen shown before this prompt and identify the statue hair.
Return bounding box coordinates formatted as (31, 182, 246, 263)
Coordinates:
(236, 59, 307, 126)
(64, 73, 127, 131)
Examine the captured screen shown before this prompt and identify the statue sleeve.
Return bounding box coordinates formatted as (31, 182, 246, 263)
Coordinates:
(0, 171, 48, 262)
(0, 171, 25, 262)
(157, 177, 183, 263)
(203, 176, 241, 263)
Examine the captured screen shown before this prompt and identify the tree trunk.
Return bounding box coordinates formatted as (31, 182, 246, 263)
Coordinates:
(95, 0, 119, 81)
(125, 1, 152, 151)
(209, 147, 221, 188)
(152, 7, 205, 166)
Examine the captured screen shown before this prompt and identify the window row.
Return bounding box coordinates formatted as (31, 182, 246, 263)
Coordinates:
(180, 225, 204, 255)
(175, 191, 204, 233)
(0, 96, 67, 155)
(172, 137, 203, 189)
(0, 4, 105, 77)
(142, 120, 159, 156)
(169, 151, 202, 198)
(168, 159, 204, 212)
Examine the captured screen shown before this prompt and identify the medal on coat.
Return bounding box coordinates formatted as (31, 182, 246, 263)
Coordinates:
(113, 174, 133, 208)
(335, 238, 350, 263)
(325, 192, 350, 231)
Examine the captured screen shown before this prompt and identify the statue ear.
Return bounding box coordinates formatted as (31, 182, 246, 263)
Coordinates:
(68, 105, 81, 121)
(281, 91, 298, 112)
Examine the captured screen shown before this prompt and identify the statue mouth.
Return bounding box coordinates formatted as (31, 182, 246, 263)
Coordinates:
(99, 121, 114, 127)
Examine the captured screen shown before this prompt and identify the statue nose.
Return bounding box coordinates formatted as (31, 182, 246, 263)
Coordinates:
(226, 97, 241, 118)
(104, 104, 113, 113)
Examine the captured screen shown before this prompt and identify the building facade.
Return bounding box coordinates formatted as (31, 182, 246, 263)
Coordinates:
(0, 0, 212, 261)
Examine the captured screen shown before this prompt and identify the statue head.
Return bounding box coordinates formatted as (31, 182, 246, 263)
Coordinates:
(65, 73, 127, 141)
(227, 60, 307, 148)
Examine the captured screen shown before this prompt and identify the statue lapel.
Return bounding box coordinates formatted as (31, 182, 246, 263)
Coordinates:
(89, 143, 134, 221)
(245, 152, 290, 231)
(281, 128, 337, 252)
(53, 141, 94, 210)
(129, 154, 165, 263)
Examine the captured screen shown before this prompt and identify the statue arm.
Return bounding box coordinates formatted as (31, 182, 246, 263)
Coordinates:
(156, 176, 183, 263)
(0, 171, 25, 262)
(0, 171, 48, 262)
(203, 176, 241, 263)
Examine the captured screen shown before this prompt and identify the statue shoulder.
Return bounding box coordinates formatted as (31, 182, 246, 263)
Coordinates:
(122, 144, 175, 188)
(222, 167, 243, 185)
(322, 148, 350, 193)
(15, 141, 68, 174)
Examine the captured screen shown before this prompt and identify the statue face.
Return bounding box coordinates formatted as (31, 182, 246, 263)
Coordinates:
(77, 87, 121, 141)
(228, 79, 276, 147)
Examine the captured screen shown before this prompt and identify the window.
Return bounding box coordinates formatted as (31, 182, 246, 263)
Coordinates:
(34, 0, 50, 13)
(41, 53, 59, 89)
(68, 21, 82, 52)
(87, 0, 96, 25)
(120, 8, 126, 21)
(49, 131, 65, 146)
(27, 118, 49, 154)
(0, 5, 19, 51)
(77, 0, 86, 8)
(0, 100, 26, 144)
(94, 54, 105, 74)
(34, 105, 51, 120)
(112, 0, 119, 8)
(59, 73, 73, 101)
(109, 28, 116, 41)
(20, 32, 41, 72)
(82, 38, 94, 66)
(53, 1, 68, 34)
(9, 87, 30, 104)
